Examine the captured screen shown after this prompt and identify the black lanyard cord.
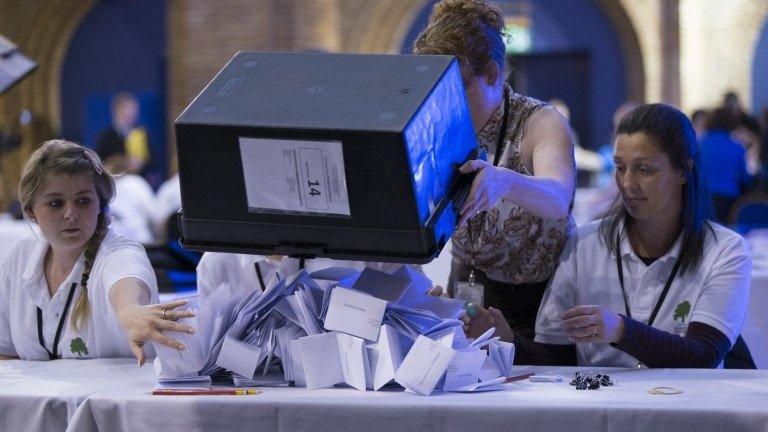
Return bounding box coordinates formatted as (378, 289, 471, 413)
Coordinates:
(255, 257, 306, 291)
(37, 282, 78, 360)
(615, 235, 682, 327)
(254, 263, 266, 291)
(492, 88, 510, 167)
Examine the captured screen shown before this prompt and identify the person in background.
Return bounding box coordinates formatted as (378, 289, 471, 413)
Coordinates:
(691, 109, 709, 141)
(153, 173, 181, 239)
(699, 108, 751, 223)
(465, 104, 751, 368)
(95, 93, 152, 176)
(0, 140, 191, 364)
(413, 0, 575, 339)
(103, 154, 157, 244)
(723, 92, 763, 180)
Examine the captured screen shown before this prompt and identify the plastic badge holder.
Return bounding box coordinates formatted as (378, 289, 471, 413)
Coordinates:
(175, 52, 478, 263)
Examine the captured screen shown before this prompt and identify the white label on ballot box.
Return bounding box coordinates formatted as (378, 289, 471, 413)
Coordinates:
(239, 137, 351, 216)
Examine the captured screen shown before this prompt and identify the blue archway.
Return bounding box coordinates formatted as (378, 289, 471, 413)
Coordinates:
(401, 0, 630, 151)
(60, 0, 167, 185)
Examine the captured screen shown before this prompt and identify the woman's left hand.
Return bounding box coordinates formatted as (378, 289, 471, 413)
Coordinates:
(561, 305, 625, 344)
(116, 299, 196, 366)
(457, 159, 511, 227)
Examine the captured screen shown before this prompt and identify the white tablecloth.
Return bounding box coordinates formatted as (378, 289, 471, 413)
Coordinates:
(0, 359, 145, 431)
(744, 230, 768, 369)
(3, 359, 768, 432)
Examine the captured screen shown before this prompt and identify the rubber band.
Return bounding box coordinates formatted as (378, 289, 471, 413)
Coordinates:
(647, 386, 683, 395)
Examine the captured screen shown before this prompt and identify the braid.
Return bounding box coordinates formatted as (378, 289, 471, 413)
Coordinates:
(71, 213, 109, 333)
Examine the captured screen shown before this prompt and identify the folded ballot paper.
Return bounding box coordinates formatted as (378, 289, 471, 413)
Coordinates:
(153, 265, 515, 395)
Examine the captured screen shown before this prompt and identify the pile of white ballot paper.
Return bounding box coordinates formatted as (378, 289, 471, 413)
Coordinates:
(153, 265, 515, 395)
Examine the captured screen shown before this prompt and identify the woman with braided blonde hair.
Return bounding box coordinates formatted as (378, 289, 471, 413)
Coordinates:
(0, 140, 194, 364)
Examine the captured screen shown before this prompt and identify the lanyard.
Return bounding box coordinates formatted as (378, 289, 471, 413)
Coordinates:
(466, 88, 510, 269)
(254, 263, 266, 291)
(36, 282, 77, 360)
(615, 236, 682, 326)
(491, 88, 510, 167)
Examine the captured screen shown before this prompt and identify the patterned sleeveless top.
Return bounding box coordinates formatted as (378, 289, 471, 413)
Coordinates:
(451, 85, 575, 284)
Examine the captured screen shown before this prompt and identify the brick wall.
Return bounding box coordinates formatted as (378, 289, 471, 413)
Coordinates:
(1, 0, 767, 208)
(680, 0, 768, 113)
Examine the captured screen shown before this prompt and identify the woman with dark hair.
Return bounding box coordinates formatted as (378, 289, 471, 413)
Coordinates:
(414, 0, 575, 339)
(466, 104, 751, 368)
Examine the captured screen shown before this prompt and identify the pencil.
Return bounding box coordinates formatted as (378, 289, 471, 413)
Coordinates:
(504, 373, 535, 383)
(152, 388, 261, 396)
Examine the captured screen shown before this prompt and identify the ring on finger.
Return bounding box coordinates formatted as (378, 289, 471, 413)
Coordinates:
(162, 308, 167, 320)
(592, 324, 597, 337)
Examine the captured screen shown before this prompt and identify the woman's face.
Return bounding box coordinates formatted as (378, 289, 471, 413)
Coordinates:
(613, 133, 685, 225)
(463, 72, 499, 132)
(28, 172, 100, 253)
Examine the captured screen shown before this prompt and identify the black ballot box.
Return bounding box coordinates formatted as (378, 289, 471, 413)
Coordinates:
(175, 51, 477, 263)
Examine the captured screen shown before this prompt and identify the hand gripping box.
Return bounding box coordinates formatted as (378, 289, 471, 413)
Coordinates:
(175, 52, 477, 263)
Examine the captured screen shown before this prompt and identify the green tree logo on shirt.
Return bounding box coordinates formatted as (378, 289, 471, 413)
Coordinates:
(70, 338, 89, 356)
(673, 301, 691, 323)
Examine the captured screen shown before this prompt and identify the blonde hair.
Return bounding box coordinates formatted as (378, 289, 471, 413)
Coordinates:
(413, 0, 508, 83)
(18, 139, 115, 333)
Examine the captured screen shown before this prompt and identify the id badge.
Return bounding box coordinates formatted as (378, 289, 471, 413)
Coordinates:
(453, 280, 484, 312)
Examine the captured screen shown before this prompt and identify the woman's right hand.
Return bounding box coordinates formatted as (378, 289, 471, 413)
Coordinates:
(116, 299, 196, 366)
(457, 160, 512, 227)
(463, 306, 515, 343)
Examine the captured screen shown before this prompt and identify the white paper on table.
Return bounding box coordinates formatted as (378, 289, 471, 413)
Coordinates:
(478, 355, 502, 382)
(395, 335, 456, 396)
(404, 295, 466, 320)
(489, 341, 515, 377)
(289, 339, 307, 387)
(294, 290, 324, 335)
(468, 328, 499, 349)
(352, 268, 412, 303)
(274, 297, 303, 327)
(274, 327, 292, 382)
(309, 267, 360, 281)
(442, 349, 487, 391)
(155, 375, 212, 390)
(215, 335, 264, 379)
(337, 333, 371, 391)
(299, 332, 344, 390)
(453, 376, 506, 392)
(286, 294, 322, 335)
(323, 287, 386, 341)
(368, 324, 406, 390)
(390, 265, 432, 294)
(153, 298, 206, 378)
(427, 325, 468, 349)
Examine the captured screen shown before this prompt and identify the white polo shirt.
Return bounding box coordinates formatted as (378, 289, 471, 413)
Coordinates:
(535, 219, 751, 367)
(110, 174, 157, 244)
(0, 229, 158, 360)
(197, 253, 414, 297)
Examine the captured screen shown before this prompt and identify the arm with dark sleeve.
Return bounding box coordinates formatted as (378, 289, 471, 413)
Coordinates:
(512, 332, 577, 366)
(616, 230, 751, 368)
(613, 317, 731, 368)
